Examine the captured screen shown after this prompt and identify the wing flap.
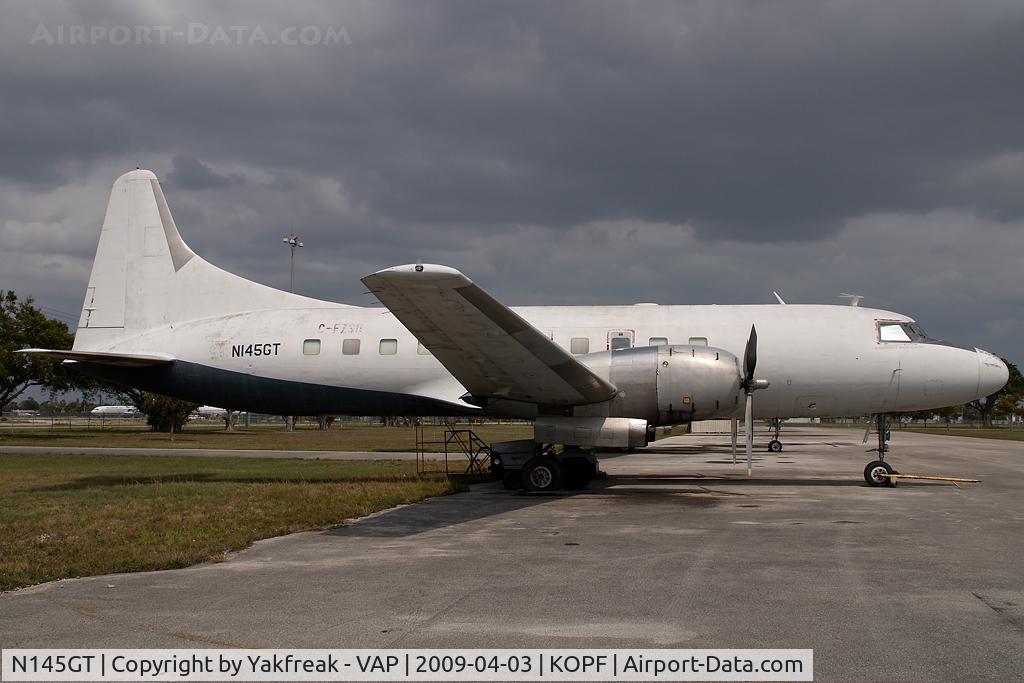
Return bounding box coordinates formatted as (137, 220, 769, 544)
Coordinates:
(18, 349, 175, 367)
(361, 265, 616, 406)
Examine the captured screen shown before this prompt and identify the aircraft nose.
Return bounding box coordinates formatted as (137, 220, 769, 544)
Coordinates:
(977, 349, 1009, 397)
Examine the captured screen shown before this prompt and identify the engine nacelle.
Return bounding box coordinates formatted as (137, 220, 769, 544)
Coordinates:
(573, 345, 743, 425)
(534, 416, 650, 449)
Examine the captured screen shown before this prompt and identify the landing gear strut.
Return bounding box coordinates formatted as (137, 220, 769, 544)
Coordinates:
(767, 417, 783, 452)
(864, 414, 897, 487)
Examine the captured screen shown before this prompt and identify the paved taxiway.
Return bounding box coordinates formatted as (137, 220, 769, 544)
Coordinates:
(2, 427, 1023, 681)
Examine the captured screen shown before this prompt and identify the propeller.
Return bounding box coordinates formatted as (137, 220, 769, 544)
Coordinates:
(740, 325, 769, 476)
(742, 325, 758, 387)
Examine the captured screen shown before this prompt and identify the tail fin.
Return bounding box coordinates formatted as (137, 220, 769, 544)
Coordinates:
(74, 169, 339, 351)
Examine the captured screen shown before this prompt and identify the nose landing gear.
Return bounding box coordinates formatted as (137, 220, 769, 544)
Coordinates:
(766, 417, 783, 452)
(864, 414, 898, 487)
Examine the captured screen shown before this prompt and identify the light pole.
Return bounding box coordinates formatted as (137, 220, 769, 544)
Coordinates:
(282, 233, 303, 292)
(282, 233, 303, 433)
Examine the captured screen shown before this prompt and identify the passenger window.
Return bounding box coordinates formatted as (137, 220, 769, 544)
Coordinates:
(649, 337, 668, 347)
(610, 336, 632, 351)
(570, 337, 590, 355)
(417, 342, 431, 355)
(379, 338, 398, 355)
(879, 323, 911, 343)
(342, 338, 360, 355)
(688, 336, 708, 346)
(302, 339, 321, 355)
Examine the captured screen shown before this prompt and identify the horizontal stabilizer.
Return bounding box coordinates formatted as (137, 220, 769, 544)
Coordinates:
(362, 264, 617, 406)
(18, 348, 175, 367)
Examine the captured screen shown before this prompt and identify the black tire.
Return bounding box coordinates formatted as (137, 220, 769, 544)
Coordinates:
(524, 456, 562, 492)
(561, 457, 596, 490)
(767, 439, 783, 453)
(864, 460, 897, 487)
(502, 470, 523, 490)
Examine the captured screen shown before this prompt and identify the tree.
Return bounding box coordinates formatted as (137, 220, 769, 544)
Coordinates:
(994, 360, 1024, 425)
(115, 386, 146, 414)
(18, 397, 40, 411)
(114, 387, 197, 434)
(140, 394, 198, 434)
(0, 291, 76, 409)
(969, 359, 1022, 427)
(934, 405, 960, 427)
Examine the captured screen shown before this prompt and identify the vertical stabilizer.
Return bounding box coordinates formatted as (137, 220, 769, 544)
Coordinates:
(74, 169, 345, 351)
(78, 170, 159, 329)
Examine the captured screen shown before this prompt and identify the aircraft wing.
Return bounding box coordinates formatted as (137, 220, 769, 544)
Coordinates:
(17, 349, 175, 367)
(361, 264, 617, 406)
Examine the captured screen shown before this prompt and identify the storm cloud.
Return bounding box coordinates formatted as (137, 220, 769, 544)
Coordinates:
(1, 0, 1022, 364)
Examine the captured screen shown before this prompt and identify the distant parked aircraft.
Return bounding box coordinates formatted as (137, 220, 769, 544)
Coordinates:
(192, 405, 228, 419)
(90, 405, 139, 418)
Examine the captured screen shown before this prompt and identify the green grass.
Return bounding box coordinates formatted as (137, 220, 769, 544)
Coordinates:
(0, 423, 533, 452)
(655, 425, 689, 440)
(0, 453, 464, 592)
(901, 427, 1024, 442)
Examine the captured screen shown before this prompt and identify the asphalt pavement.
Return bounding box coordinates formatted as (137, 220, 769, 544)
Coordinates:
(2, 427, 1022, 681)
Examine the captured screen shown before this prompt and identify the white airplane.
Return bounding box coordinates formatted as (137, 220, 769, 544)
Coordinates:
(193, 405, 228, 419)
(23, 170, 1008, 489)
(90, 405, 139, 418)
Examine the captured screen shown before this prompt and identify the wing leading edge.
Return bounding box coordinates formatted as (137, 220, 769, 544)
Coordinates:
(17, 349, 175, 367)
(361, 264, 617, 406)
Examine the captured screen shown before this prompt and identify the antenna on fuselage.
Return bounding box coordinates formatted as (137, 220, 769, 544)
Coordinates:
(839, 293, 864, 307)
(772, 291, 787, 305)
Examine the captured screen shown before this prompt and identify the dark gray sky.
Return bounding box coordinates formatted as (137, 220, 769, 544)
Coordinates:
(1, 0, 1022, 366)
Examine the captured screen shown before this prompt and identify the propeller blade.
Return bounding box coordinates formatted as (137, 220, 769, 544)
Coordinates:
(743, 325, 758, 383)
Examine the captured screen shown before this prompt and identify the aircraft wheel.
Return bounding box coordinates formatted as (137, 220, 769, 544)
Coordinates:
(502, 470, 523, 490)
(561, 457, 596, 490)
(864, 460, 897, 487)
(524, 456, 562, 492)
(767, 439, 783, 452)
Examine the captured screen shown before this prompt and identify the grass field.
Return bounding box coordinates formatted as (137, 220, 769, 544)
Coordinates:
(0, 423, 533, 451)
(900, 427, 1024, 442)
(0, 453, 464, 592)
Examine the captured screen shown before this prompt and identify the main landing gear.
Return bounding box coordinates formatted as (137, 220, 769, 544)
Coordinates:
(767, 417, 783, 452)
(521, 447, 597, 492)
(493, 442, 598, 493)
(864, 413, 898, 487)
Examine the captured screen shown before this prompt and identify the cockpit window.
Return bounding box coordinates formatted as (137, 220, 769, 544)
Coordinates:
(906, 322, 929, 340)
(879, 323, 911, 342)
(878, 322, 929, 343)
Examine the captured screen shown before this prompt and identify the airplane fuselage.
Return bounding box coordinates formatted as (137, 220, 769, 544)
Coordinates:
(76, 300, 1003, 422)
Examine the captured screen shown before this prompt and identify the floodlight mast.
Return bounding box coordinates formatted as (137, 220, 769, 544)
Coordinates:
(282, 233, 304, 433)
(283, 234, 304, 293)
